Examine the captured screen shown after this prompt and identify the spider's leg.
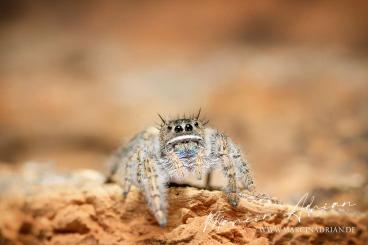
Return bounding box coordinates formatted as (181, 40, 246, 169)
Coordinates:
(105, 164, 118, 183)
(205, 127, 254, 205)
(108, 127, 168, 226)
(105, 143, 135, 196)
(215, 132, 240, 207)
(227, 138, 255, 192)
(137, 152, 168, 227)
(105, 146, 125, 183)
(120, 151, 138, 197)
(133, 128, 168, 227)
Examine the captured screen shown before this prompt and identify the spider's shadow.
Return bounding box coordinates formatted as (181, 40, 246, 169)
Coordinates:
(168, 182, 219, 191)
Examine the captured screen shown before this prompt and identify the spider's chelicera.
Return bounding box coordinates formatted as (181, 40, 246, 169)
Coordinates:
(107, 110, 254, 226)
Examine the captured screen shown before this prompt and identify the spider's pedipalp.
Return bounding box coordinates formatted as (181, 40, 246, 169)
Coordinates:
(194, 149, 205, 180)
(166, 151, 185, 179)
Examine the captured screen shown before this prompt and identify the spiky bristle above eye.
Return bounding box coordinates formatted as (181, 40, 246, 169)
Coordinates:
(158, 114, 166, 125)
(157, 110, 209, 127)
(193, 108, 209, 126)
(202, 119, 210, 125)
(196, 108, 201, 120)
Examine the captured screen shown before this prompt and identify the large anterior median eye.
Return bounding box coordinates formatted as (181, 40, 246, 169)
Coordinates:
(185, 124, 193, 131)
(174, 125, 183, 133)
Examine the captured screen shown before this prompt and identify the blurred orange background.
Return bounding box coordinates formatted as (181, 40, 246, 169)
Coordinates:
(0, 1, 367, 207)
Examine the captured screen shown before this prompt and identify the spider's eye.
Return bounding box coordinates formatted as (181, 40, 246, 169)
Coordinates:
(167, 125, 172, 131)
(194, 122, 199, 127)
(185, 124, 193, 131)
(174, 125, 183, 133)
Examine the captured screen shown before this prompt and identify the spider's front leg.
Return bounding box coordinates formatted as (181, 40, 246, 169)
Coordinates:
(136, 150, 168, 227)
(107, 128, 169, 227)
(227, 137, 255, 193)
(217, 134, 240, 207)
(206, 128, 255, 207)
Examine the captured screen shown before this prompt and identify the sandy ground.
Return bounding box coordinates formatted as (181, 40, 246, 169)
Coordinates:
(0, 166, 367, 244)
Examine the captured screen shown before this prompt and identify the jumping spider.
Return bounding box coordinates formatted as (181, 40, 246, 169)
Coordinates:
(107, 110, 254, 226)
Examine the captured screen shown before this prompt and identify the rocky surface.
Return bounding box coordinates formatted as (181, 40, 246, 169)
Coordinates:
(0, 169, 366, 245)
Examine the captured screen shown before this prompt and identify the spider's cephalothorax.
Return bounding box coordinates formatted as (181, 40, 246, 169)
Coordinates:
(159, 115, 207, 172)
(107, 111, 254, 227)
